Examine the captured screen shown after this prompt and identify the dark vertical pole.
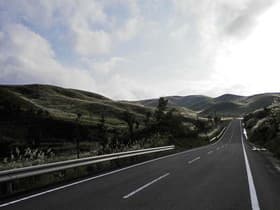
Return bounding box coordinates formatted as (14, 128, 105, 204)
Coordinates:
(76, 137, 80, 159)
(6, 182, 13, 194)
(76, 113, 82, 159)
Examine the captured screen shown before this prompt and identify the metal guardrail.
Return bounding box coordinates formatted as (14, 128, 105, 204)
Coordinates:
(209, 127, 226, 142)
(0, 145, 175, 183)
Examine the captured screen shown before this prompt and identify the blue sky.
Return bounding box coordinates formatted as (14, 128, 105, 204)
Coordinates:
(0, 0, 279, 99)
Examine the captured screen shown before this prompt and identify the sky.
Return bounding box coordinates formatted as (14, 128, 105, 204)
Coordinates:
(0, 0, 279, 100)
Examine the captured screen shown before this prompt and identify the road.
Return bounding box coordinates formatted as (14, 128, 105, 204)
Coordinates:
(1, 119, 280, 210)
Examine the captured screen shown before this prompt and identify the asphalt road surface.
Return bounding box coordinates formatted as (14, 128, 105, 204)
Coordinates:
(1, 119, 280, 210)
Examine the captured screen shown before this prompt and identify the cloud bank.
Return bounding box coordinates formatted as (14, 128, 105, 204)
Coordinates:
(0, 0, 279, 99)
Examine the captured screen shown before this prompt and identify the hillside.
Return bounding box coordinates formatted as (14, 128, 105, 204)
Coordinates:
(0, 84, 225, 169)
(213, 94, 245, 103)
(132, 93, 280, 117)
(243, 104, 280, 158)
(135, 95, 212, 110)
(1, 84, 278, 153)
(0, 84, 151, 127)
(0, 84, 156, 158)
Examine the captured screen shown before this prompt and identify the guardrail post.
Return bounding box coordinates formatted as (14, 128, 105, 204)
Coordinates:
(6, 182, 13, 194)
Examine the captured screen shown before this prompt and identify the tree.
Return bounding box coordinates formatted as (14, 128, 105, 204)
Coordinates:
(110, 128, 119, 150)
(75, 113, 82, 158)
(214, 115, 221, 126)
(98, 111, 108, 150)
(144, 111, 152, 127)
(77, 113, 82, 120)
(164, 109, 187, 138)
(155, 97, 168, 123)
(121, 111, 136, 144)
(195, 119, 206, 133)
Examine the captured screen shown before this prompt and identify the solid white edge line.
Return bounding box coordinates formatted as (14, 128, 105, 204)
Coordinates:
(0, 121, 233, 208)
(240, 121, 260, 210)
(123, 173, 170, 199)
(188, 156, 201, 164)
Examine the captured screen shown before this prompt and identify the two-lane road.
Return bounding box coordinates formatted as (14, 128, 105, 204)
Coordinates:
(1, 120, 280, 209)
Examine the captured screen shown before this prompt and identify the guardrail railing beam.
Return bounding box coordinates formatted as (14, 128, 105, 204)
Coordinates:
(0, 145, 175, 184)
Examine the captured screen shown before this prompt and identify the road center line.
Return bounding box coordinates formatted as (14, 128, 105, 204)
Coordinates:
(207, 151, 213, 154)
(240, 122, 260, 210)
(188, 156, 201, 164)
(123, 173, 170, 199)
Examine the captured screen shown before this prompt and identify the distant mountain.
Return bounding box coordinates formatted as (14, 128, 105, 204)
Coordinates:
(213, 94, 244, 103)
(1, 84, 279, 119)
(172, 95, 213, 111)
(132, 93, 280, 117)
(136, 95, 213, 110)
(200, 102, 244, 116)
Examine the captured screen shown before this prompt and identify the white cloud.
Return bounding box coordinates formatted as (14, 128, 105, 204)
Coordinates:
(92, 57, 128, 74)
(0, 24, 96, 91)
(0, 0, 279, 100)
(214, 1, 280, 95)
(116, 17, 143, 41)
(73, 27, 112, 56)
(67, 1, 112, 56)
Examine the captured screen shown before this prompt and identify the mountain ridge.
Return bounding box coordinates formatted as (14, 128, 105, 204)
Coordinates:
(130, 93, 280, 117)
(1, 84, 279, 117)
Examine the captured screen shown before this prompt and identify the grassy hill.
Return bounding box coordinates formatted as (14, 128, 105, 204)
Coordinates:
(172, 95, 213, 111)
(0, 84, 151, 127)
(243, 104, 280, 158)
(0, 84, 227, 169)
(200, 102, 244, 116)
(213, 94, 244, 103)
(0, 84, 156, 159)
(1, 84, 277, 158)
(135, 95, 212, 111)
(132, 93, 280, 117)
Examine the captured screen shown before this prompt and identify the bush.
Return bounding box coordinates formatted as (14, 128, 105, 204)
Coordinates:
(244, 105, 280, 158)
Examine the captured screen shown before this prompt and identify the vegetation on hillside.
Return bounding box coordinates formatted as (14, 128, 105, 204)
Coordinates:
(243, 103, 280, 158)
(0, 84, 225, 170)
(134, 93, 280, 117)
